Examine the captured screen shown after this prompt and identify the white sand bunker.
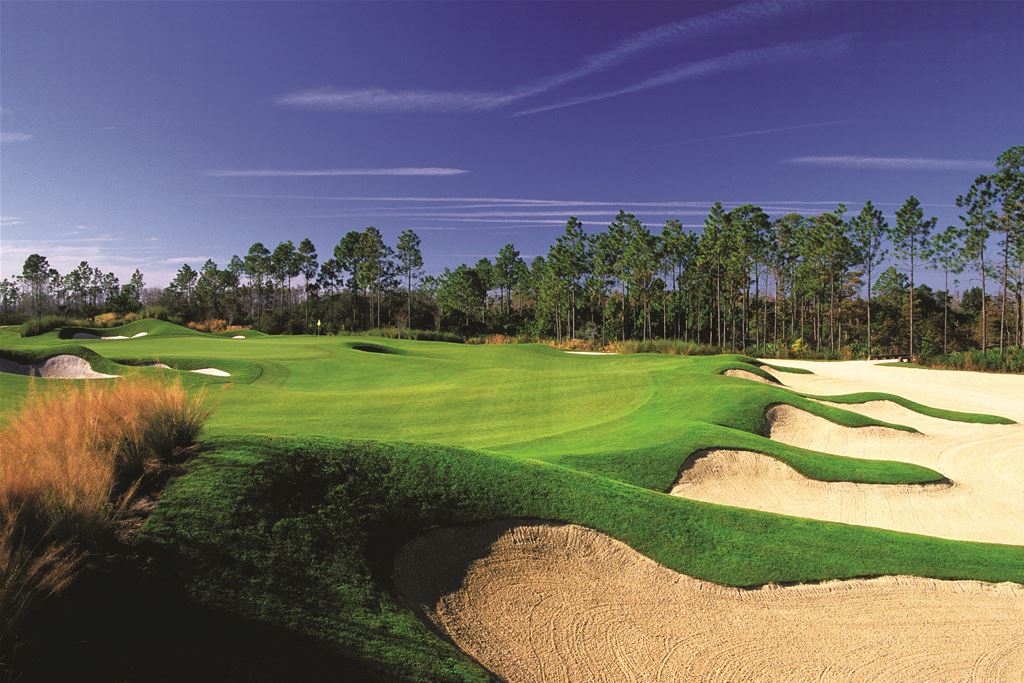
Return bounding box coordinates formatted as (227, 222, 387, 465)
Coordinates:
(190, 368, 230, 376)
(673, 402, 1024, 544)
(723, 368, 778, 384)
(0, 354, 118, 379)
(564, 351, 619, 355)
(395, 522, 1024, 683)
(672, 449, 958, 534)
(73, 331, 147, 340)
(231, 335, 245, 339)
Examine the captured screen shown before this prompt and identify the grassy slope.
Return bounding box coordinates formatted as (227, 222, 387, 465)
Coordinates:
(4, 321, 1021, 680)
(146, 437, 1024, 683)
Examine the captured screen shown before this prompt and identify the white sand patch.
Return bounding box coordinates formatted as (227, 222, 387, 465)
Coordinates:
(132, 332, 148, 338)
(232, 335, 245, 339)
(722, 368, 778, 384)
(100, 335, 128, 340)
(190, 368, 230, 377)
(564, 351, 619, 355)
(395, 522, 1024, 683)
(0, 354, 118, 379)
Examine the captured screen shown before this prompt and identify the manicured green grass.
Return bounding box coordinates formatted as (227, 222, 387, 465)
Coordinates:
(3, 320, 1020, 681)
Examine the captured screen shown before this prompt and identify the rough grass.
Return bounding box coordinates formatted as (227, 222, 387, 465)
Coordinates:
(0, 379, 209, 661)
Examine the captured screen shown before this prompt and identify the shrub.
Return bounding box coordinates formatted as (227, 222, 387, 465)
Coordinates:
(604, 339, 717, 355)
(0, 379, 209, 651)
(20, 316, 79, 337)
(926, 347, 1024, 373)
(186, 318, 228, 333)
(364, 327, 465, 343)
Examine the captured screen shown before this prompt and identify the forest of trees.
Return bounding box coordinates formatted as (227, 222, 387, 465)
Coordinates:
(3, 146, 1022, 361)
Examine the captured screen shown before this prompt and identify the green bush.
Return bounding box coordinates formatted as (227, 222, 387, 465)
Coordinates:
(20, 316, 80, 337)
(930, 347, 1024, 373)
(363, 327, 465, 343)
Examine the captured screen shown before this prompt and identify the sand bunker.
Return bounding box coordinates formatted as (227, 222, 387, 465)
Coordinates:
(395, 521, 1024, 683)
(564, 351, 619, 355)
(190, 368, 230, 376)
(672, 395, 1024, 544)
(722, 368, 777, 384)
(0, 354, 118, 379)
(669, 449, 972, 537)
(73, 331, 147, 340)
(232, 335, 245, 339)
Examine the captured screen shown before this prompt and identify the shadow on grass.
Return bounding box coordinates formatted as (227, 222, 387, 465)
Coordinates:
(10, 552, 388, 683)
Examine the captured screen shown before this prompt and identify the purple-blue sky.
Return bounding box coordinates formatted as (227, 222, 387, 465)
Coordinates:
(1, 1, 1021, 287)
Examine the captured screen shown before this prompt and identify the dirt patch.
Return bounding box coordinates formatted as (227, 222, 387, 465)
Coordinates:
(395, 521, 1024, 683)
(723, 368, 778, 384)
(0, 354, 118, 379)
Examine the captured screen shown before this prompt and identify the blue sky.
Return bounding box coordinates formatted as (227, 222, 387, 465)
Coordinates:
(1, 1, 1021, 286)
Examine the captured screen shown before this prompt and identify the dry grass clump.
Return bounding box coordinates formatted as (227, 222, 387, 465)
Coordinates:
(0, 379, 209, 651)
(186, 318, 228, 333)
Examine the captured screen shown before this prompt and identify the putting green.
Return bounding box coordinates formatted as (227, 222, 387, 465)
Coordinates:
(3, 321, 1022, 682)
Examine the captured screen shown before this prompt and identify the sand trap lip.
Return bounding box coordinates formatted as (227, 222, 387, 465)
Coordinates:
(564, 350, 619, 355)
(190, 367, 230, 376)
(395, 521, 1024, 683)
(0, 354, 118, 379)
(722, 368, 778, 384)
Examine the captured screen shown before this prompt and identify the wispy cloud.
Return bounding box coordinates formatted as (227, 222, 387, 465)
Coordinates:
(158, 256, 212, 264)
(0, 132, 33, 143)
(202, 167, 469, 177)
(275, 88, 518, 113)
(515, 36, 854, 116)
(276, 0, 810, 113)
(783, 156, 992, 171)
(668, 119, 854, 146)
(1, 216, 26, 227)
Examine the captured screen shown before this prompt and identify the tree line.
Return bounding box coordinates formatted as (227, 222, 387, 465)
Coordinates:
(3, 146, 1021, 359)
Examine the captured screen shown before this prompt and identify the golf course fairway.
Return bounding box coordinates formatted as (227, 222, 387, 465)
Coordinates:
(2, 321, 1023, 682)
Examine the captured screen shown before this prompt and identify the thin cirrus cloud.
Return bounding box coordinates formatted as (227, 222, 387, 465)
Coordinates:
(0, 132, 33, 143)
(514, 35, 854, 116)
(275, 0, 811, 114)
(783, 156, 993, 171)
(202, 167, 469, 177)
(667, 119, 855, 146)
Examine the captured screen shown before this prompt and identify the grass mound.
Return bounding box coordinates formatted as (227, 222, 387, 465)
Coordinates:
(349, 342, 403, 355)
(56, 319, 203, 341)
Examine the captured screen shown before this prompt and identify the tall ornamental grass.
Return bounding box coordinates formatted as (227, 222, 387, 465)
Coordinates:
(0, 379, 209, 652)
